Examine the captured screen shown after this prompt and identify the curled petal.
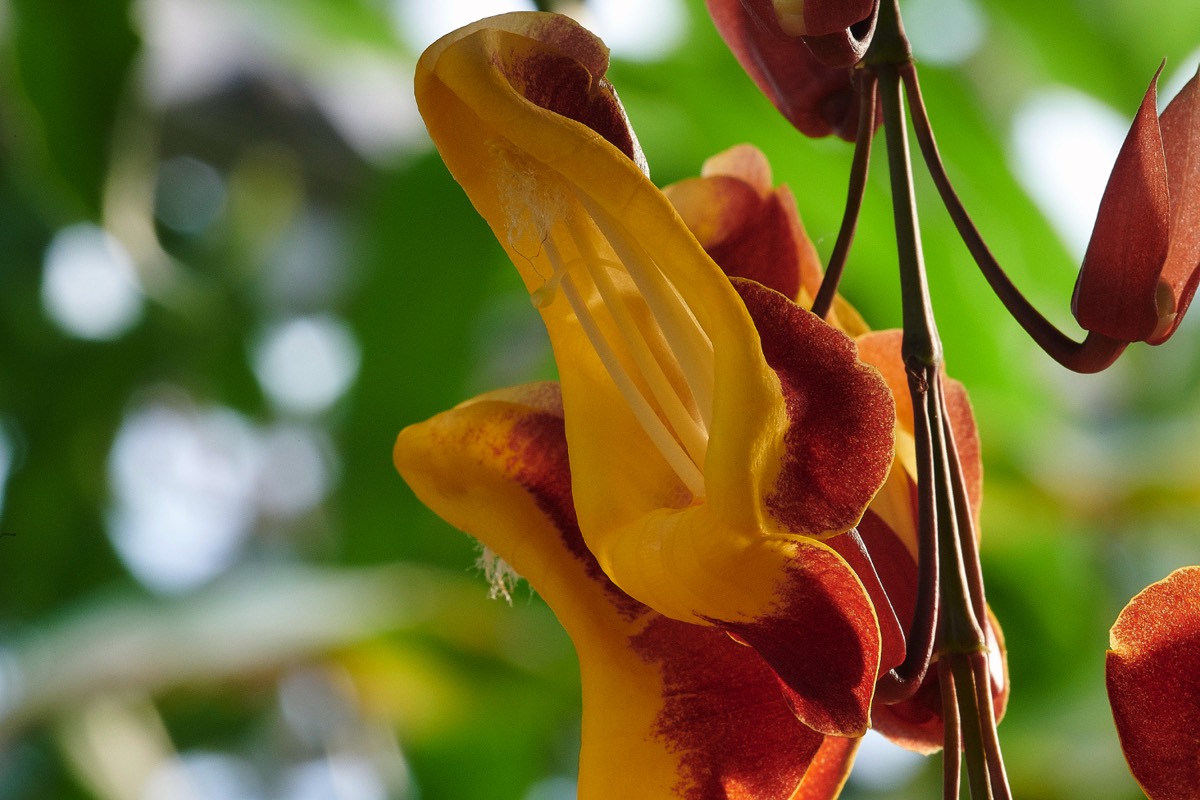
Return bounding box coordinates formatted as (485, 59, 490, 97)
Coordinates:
(394, 384, 834, 800)
(705, 0, 877, 139)
(1073, 68, 1172, 342)
(1107, 566, 1200, 800)
(1150, 66, 1200, 344)
(669, 144, 868, 334)
(664, 144, 821, 302)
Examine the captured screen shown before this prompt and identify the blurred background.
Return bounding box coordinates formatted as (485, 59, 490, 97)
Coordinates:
(0, 0, 1198, 797)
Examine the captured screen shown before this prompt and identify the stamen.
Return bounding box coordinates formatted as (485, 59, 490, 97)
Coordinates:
(566, 218, 709, 467)
(544, 238, 707, 498)
(575, 193, 716, 428)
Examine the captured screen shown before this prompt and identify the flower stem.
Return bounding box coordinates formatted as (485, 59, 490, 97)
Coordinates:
(899, 64, 1127, 374)
(812, 72, 878, 320)
(867, 3, 1012, 798)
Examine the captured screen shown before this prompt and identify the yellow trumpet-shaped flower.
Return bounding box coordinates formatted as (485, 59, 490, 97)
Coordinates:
(402, 12, 895, 773)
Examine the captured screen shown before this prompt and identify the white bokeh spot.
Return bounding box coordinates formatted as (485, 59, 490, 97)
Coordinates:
(252, 315, 361, 416)
(41, 224, 144, 341)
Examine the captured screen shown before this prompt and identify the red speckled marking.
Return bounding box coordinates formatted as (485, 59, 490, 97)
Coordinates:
(497, 18, 641, 165)
(733, 279, 894, 537)
(631, 616, 825, 800)
(1107, 566, 1200, 800)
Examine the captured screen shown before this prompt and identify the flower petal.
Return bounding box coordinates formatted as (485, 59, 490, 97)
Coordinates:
(394, 383, 835, 799)
(705, 0, 874, 139)
(792, 735, 861, 800)
(1073, 68, 1172, 342)
(1107, 566, 1200, 800)
(1149, 66, 1200, 344)
(737, 281, 895, 538)
(664, 144, 821, 302)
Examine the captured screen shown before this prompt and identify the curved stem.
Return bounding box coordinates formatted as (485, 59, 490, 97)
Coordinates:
(900, 63, 1128, 374)
(972, 651, 1012, 800)
(876, 365, 939, 703)
(812, 72, 878, 320)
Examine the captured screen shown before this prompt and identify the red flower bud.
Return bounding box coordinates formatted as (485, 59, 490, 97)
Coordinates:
(1072, 65, 1200, 344)
(706, 0, 881, 140)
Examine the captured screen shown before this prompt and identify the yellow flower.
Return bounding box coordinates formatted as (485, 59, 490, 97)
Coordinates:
(398, 12, 898, 795)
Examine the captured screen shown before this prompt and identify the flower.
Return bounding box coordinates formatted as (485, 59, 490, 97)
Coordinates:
(1072, 65, 1200, 345)
(664, 145, 1009, 754)
(1106, 566, 1200, 800)
(406, 10, 898, 745)
(705, 0, 880, 139)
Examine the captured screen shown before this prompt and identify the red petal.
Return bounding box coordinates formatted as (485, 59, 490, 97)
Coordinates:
(667, 146, 823, 300)
(733, 280, 896, 538)
(632, 617, 828, 800)
(705, 0, 874, 140)
(1107, 566, 1200, 800)
(1073, 69, 1172, 342)
(800, 0, 877, 37)
(1149, 66, 1200, 344)
(719, 542, 882, 737)
(792, 735, 861, 800)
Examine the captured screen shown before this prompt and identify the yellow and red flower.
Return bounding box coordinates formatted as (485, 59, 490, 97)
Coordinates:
(396, 11, 1003, 797)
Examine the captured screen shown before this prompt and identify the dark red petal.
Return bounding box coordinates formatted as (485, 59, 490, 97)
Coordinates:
(732, 280, 895, 537)
(799, 1, 880, 70)
(632, 617, 828, 800)
(719, 545, 881, 737)
(1149, 66, 1200, 344)
(705, 0, 874, 140)
(667, 169, 819, 300)
(489, 14, 645, 168)
(1107, 566, 1200, 800)
(799, 0, 878, 37)
(1073, 69, 1172, 342)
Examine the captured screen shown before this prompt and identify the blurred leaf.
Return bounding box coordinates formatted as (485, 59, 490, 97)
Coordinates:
(8, 0, 139, 217)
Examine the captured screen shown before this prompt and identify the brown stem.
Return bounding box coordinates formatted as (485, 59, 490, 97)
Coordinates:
(812, 72, 878, 319)
(938, 657, 962, 800)
(876, 364, 939, 704)
(899, 63, 1128, 374)
(971, 650, 1013, 800)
